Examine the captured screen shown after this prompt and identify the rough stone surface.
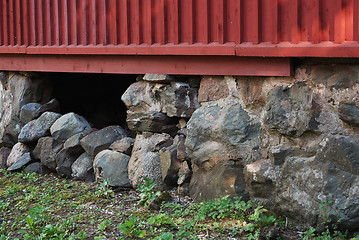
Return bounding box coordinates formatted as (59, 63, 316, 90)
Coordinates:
(143, 73, 176, 83)
(126, 111, 171, 133)
(6, 142, 30, 167)
(24, 162, 40, 174)
(338, 101, 359, 127)
(80, 125, 127, 158)
(19, 103, 41, 124)
(160, 83, 200, 117)
(244, 159, 276, 200)
(189, 161, 249, 201)
(237, 77, 265, 106)
(7, 152, 32, 171)
(186, 98, 261, 169)
(177, 161, 192, 185)
(50, 112, 92, 142)
(71, 152, 95, 182)
(55, 149, 80, 177)
(198, 76, 230, 103)
(18, 112, 62, 143)
(109, 137, 135, 155)
(63, 132, 86, 155)
(93, 150, 130, 187)
(159, 145, 182, 186)
(0, 147, 11, 169)
(273, 136, 359, 230)
(34, 99, 61, 118)
(128, 133, 173, 189)
(264, 82, 318, 137)
(32, 137, 62, 171)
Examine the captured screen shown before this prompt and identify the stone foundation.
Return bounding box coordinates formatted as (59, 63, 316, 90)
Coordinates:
(1, 64, 359, 231)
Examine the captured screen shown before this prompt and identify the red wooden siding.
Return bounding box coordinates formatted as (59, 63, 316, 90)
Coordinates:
(1, 0, 359, 75)
(0, 0, 359, 57)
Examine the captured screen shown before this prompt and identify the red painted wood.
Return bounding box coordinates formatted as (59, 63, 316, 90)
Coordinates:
(0, 54, 291, 76)
(1, 0, 359, 75)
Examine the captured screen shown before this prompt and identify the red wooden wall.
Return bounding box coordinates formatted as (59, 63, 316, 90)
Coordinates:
(0, 0, 358, 75)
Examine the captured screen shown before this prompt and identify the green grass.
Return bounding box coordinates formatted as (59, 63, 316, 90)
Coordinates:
(0, 169, 354, 240)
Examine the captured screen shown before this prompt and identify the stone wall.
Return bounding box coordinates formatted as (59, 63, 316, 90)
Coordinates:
(1, 65, 359, 231)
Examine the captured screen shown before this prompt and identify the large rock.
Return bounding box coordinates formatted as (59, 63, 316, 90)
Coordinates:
(63, 132, 86, 155)
(264, 82, 319, 137)
(80, 125, 127, 158)
(71, 152, 95, 182)
(32, 137, 62, 171)
(93, 150, 130, 187)
(143, 73, 176, 83)
(6, 142, 30, 167)
(310, 65, 359, 89)
(0, 147, 11, 169)
(185, 98, 261, 200)
(18, 112, 62, 143)
(7, 152, 32, 171)
(159, 82, 200, 118)
(19, 103, 41, 124)
(24, 162, 40, 174)
(273, 136, 359, 231)
(128, 133, 173, 189)
(50, 112, 92, 142)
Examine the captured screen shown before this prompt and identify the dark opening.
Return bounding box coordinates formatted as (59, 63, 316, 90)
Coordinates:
(42, 72, 136, 130)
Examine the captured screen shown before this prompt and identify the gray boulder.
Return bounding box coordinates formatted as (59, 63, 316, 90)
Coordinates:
(80, 125, 127, 158)
(18, 112, 62, 143)
(7, 152, 32, 171)
(0, 147, 11, 169)
(50, 112, 92, 142)
(109, 137, 135, 155)
(64, 132, 86, 155)
(20, 103, 41, 124)
(32, 137, 62, 171)
(128, 133, 173, 189)
(143, 73, 176, 83)
(71, 152, 95, 182)
(126, 111, 170, 133)
(264, 82, 318, 137)
(93, 150, 130, 187)
(7, 142, 30, 167)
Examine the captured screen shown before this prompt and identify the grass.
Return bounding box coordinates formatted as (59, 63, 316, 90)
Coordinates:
(0, 169, 357, 240)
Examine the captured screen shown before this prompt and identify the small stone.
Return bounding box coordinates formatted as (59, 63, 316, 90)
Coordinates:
(18, 112, 62, 143)
(143, 73, 176, 83)
(177, 161, 192, 185)
(24, 162, 40, 174)
(7, 153, 32, 171)
(6, 142, 30, 167)
(50, 112, 92, 142)
(126, 111, 170, 133)
(160, 145, 182, 186)
(109, 137, 135, 155)
(80, 125, 127, 158)
(55, 149, 80, 177)
(148, 191, 172, 210)
(19, 103, 41, 124)
(33, 137, 63, 171)
(34, 99, 61, 118)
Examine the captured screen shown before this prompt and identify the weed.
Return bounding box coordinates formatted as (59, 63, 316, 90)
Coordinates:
(97, 219, 112, 231)
(137, 177, 161, 207)
(118, 217, 146, 238)
(95, 179, 115, 199)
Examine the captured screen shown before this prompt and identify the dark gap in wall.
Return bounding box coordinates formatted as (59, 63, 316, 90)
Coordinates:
(41, 72, 136, 130)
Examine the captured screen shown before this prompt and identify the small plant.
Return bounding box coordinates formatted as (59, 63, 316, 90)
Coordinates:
(118, 217, 146, 238)
(97, 219, 112, 232)
(95, 179, 114, 199)
(137, 177, 161, 206)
